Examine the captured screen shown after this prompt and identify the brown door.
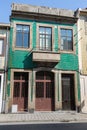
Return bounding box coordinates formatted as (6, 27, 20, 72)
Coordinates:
(35, 71, 54, 111)
(62, 74, 75, 110)
(13, 72, 28, 111)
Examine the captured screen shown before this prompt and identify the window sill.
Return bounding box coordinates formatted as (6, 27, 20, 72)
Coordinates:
(59, 50, 76, 54)
(13, 47, 32, 51)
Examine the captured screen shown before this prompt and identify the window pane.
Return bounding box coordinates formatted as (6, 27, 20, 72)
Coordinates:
(46, 28, 52, 34)
(23, 33, 29, 48)
(21, 82, 28, 97)
(16, 32, 22, 47)
(14, 72, 20, 80)
(39, 27, 45, 34)
(61, 29, 66, 36)
(67, 30, 72, 37)
(0, 39, 3, 55)
(16, 25, 30, 48)
(36, 82, 44, 98)
(23, 25, 29, 32)
(16, 25, 22, 31)
(36, 71, 44, 80)
(14, 82, 20, 97)
(67, 37, 73, 50)
(39, 27, 52, 51)
(60, 29, 73, 51)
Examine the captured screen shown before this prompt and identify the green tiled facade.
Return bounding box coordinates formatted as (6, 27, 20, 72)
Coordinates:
(7, 4, 80, 112)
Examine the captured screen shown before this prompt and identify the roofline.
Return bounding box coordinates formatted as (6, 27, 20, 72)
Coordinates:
(0, 23, 10, 27)
(11, 3, 77, 19)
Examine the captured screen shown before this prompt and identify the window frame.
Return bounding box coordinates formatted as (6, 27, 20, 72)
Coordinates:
(58, 26, 75, 53)
(39, 26, 52, 51)
(37, 23, 54, 52)
(16, 24, 30, 48)
(12, 21, 32, 51)
(0, 37, 6, 56)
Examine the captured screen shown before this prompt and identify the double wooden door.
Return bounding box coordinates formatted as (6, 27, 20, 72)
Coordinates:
(35, 71, 54, 111)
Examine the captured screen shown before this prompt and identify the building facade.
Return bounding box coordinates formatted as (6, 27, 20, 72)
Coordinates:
(78, 8, 87, 113)
(7, 3, 80, 113)
(0, 23, 10, 113)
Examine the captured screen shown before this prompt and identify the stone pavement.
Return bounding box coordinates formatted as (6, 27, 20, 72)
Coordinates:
(0, 111, 87, 123)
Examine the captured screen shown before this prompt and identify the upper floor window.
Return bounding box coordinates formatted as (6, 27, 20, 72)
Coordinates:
(39, 27, 52, 51)
(60, 29, 73, 51)
(16, 25, 30, 48)
(0, 39, 4, 55)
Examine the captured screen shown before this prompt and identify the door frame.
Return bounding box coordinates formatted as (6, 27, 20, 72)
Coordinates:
(35, 71, 55, 111)
(10, 69, 31, 112)
(13, 72, 28, 111)
(61, 73, 75, 110)
(60, 71, 77, 111)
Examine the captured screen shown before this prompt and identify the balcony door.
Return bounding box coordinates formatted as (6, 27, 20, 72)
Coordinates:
(39, 27, 52, 51)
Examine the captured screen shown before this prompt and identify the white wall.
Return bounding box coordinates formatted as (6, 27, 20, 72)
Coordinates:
(80, 76, 87, 113)
(0, 74, 4, 113)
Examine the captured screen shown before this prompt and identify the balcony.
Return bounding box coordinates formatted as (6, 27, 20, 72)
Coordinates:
(32, 48, 60, 67)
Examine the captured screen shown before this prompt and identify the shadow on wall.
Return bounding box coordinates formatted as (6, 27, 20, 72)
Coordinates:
(23, 53, 36, 69)
(81, 100, 85, 110)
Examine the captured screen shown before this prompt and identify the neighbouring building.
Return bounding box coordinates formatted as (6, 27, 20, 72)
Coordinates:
(7, 3, 80, 113)
(0, 23, 10, 113)
(77, 8, 87, 113)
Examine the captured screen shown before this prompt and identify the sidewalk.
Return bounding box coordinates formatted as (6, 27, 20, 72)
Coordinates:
(0, 111, 87, 123)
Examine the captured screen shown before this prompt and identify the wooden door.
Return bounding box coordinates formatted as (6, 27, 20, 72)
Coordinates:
(62, 74, 75, 110)
(13, 72, 28, 111)
(35, 71, 54, 111)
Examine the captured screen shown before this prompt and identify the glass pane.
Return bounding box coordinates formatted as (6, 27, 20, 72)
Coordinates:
(61, 29, 73, 51)
(45, 72, 54, 80)
(67, 30, 72, 37)
(14, 73, 20, 80)
(23, 33, 29, 48)
(39, 27, 52, 51)
(16, 25, 29, 48)
(46, 28, 52, 34)
(67, 37, 73, 50)
(16, 32, 22, 47)
(39, 35, 45, 50)
(46, 82, 52, 98)
(39, 27, 45, 34)
(46, 36, 51, 50)
(14, 82, 20, 97)
(21, 72, 28, 80)
(36, 71, 44, 80)
(23, 25, 29, 32)
(61, 29, 66, 36)
(16, 25, 22, 31)
(36, 82, 44, 98)
(0, 39, 3, 55)
(21, 82, 28, 97)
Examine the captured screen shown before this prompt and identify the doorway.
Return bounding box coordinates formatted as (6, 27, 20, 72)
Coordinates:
(62, 74, 75, 110)
(35, 71, 55, 111)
